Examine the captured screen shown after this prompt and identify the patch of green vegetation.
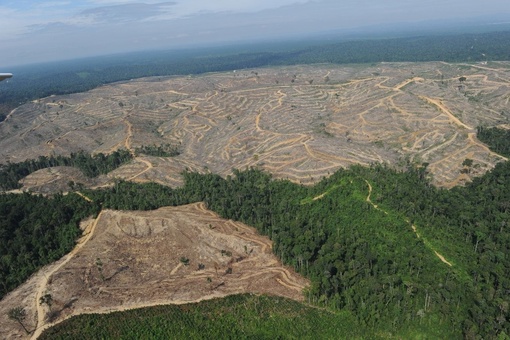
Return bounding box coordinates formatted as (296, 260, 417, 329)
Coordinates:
(373, 140, 384, 148)
(314, 123, 334, 138)
(466, 94, 481, 102)
(40, 295, 364, 340)
(135, 143, 180, 157)
(477, 126, 510, 157)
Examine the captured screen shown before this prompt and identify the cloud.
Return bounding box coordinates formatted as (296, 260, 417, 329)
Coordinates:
(86, 0, 164, 4)
(1, 0, 509, 66)
(78, 2, 176, 23)
(34, 1, 72, 8)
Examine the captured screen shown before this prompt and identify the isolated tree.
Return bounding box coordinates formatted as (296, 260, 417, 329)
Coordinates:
(8, 306, 30, 334)
(67, 180, 75, 190)
(459, 76, 467, 83)
(39, 293, 53, 311)
(462, 158, 474, 167)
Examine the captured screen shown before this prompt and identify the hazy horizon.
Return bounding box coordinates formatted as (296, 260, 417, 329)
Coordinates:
(1, 0, 510, 67)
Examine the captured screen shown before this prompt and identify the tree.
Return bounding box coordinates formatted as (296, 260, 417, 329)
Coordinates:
(462, 158, 474, 167)
(39, 293, 53, 311)
(67, 180, 75, 190)
(8, 306, 30, 334)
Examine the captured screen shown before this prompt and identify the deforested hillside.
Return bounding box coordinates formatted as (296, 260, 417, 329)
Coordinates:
(1, 62, 509, 192)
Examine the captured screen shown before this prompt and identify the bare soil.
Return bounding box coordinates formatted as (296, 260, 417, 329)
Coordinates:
(1, 62, 509, 190)
(0, 203, 308, 339)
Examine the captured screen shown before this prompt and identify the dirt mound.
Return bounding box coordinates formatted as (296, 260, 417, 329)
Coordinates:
(0, 203, 308, 339)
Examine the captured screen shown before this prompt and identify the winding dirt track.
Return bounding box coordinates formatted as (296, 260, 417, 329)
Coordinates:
(31, 212, 105, 340)
(364, 180, 452, 267)
(418, 96, 473, 130)
(75, 192, 93, 202)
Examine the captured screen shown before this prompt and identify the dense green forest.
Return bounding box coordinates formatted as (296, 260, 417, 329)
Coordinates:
(0, 193, 98, 298)
(1, 30, 509, 121)
(40, 294, 364, 340)
(0, 149, 132, 191)
(3, 128, 510, 338)
(477, 126, 510, 157)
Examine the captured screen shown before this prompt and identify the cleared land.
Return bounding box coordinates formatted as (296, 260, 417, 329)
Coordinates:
(1, 62, 509, 190)
(0, 203, 307, 339)
(1, 61, 510, 338)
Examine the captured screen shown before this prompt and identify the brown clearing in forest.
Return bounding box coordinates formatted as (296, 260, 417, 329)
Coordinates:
(0, 203, 308, 339)
(1, 62, 510, 192)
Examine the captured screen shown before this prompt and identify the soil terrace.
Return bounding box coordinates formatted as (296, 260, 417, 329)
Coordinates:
(0, 62, 509, 190)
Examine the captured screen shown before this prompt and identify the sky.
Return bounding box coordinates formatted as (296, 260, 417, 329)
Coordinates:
(1, 0, 509, 67)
